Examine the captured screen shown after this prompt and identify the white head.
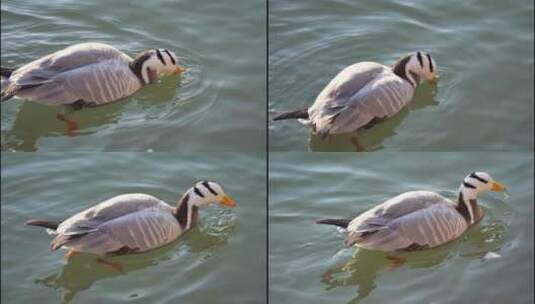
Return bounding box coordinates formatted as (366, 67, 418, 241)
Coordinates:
(458, 172, 506, 224)
(184, 181, 236, 208)
(176, 181, 235, 230)
(392, 51, 437, 87)
(130, 48, 184, 85)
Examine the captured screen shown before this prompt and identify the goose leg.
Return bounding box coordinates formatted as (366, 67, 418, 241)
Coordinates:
(64, 249, 80, 262)
(96, 257, 123, 272)
(56, 113, 78, 136)
(386, 255, 406, 268)
(350, 135, 366, 152)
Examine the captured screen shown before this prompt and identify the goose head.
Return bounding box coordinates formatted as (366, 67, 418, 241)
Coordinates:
(130, 48, 184, 85)
(458, 171, 506, 200)
(393, 51, 438, 86)
(457, 172, 505, 224)
(184, 180, 236, 208)
(175, 181, 235, 230)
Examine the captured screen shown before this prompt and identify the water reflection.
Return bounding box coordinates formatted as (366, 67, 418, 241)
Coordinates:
(34, 211, 235, 304)
(1, 76, 180, 151)
(309, 83, 438, 152)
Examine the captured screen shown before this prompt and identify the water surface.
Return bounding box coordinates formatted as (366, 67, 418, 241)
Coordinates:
(269, 0, 534, 151)
(1, 152, 266, 303)
(269, 152, 533, 303)
(1, 0, 266, 152)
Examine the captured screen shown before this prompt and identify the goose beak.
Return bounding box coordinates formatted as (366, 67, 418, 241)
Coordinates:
(429, 75, 439, 84)
(490, 181, 506, 192)
(173, 65, 185, 75)
(219, 195, 236, 208)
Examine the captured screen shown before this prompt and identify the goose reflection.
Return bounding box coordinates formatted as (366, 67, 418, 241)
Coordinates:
(1, 76, 180, 151)
(34, 213, 234, 304)
(320, 217, 508, 303)
(309, 84, 438, 152)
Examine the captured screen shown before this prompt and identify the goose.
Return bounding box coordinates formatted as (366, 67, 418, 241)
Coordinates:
(317, 172, 505, 252)
(26, 181, 235, 268)
(273, 51, 438, 140)
(1, 42, 184, 105)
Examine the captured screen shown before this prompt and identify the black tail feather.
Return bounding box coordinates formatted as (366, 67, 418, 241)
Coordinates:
(1, 66, 16, 78)
(26, 219, 63, 230)
(273, 108, 309, 121)
(316, 218, 350, 228)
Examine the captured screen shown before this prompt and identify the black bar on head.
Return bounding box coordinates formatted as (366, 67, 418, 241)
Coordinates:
(194, 186, 205, 198)
(470, 172, 488, 184)
(163, 50, 176, 65)
(426, 53, 434, 72)
(156, 50, 166, 65)
(202, 181, 218, 195)
(417, 52, 423, 67)
(463, 182, 476, 189)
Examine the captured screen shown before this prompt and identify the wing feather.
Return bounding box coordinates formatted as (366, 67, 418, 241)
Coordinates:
(57, 194, 170, 235)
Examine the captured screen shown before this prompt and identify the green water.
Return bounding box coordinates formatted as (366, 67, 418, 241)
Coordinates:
(1, 152, 266, 303)
(1, 0, 534, 303)
(269, 0, 534, 152)
(269, 152, 533, 303)
(1, 0, 266, 152)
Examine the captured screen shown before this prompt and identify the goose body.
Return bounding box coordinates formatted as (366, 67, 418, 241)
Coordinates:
(1, 42, 183, 105)
(27, 181, 235, 256)
(317, 172, 505, 252)
(273, 51, 437, 138)
(51, 193, 183, 255)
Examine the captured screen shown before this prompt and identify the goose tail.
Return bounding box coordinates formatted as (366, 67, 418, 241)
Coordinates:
(316, 218, 351, 228)
(1, 66, 16, 79)
(1, 67, 16, 102)
(273, 108, 309, 121)
(26, 219, 63, 230)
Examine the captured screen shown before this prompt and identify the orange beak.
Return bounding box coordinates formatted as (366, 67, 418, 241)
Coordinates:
(172, 65, 185, 75)
(219, 195, 236, 208)
(490, 181, 506, 192)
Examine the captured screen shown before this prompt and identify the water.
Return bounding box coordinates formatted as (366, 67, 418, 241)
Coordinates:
(1, 152, 266, 303)
(1, 0, 266, 152)
(269, 152, 533, 303)
(269, 0, 534, 151)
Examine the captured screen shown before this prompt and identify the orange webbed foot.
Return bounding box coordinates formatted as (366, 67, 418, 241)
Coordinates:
(56, 113, 79, 136)
(96, 257, 123, 272)
(386, 255, 406, 269)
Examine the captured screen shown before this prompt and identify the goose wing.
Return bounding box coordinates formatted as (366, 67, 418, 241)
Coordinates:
(11, 43, 131, 86)
(62, 208, 182, 254)
(346, 191, 467, 251)
(56, 193, 169, 236)
(8, 43, 139, 105)
(308, 62, 413, 136)
(52, 60, 140, 104)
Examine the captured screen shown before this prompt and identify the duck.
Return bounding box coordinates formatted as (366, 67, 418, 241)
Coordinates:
(273, 51, 438, 140)
(317, 172, 506, 252)
(26, 181, 235, 265)
(1, 42, 184, 106)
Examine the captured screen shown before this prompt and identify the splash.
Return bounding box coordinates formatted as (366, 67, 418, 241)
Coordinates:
(503, 189, 511, 200)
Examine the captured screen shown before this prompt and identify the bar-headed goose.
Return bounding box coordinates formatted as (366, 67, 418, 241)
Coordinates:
(273, 51, 437, 139)
(26, 181, 235, 262)
(1, 42, 184, 105)
(317, 172, 505, 252)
